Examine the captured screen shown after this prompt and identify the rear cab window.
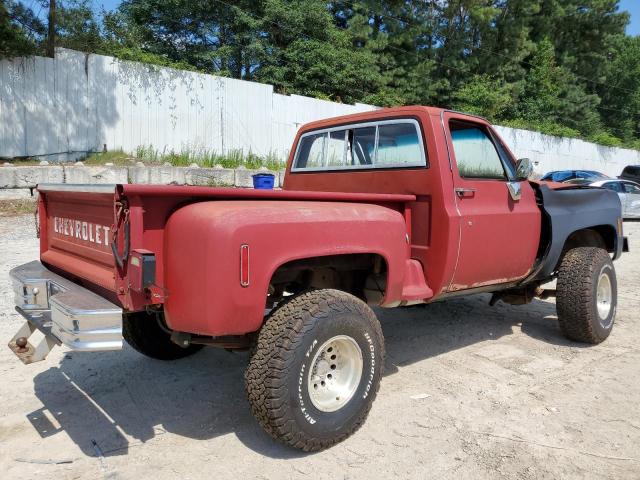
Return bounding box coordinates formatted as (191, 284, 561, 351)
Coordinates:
(292, 119, 426, 172)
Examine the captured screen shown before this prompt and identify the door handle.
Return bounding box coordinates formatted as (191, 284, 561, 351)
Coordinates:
(455, 187, 476, 198)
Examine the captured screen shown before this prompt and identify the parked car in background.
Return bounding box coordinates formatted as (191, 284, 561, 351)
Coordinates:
(565, 179, 640, 219)
(541, 170, 610, 183)
(620, 165, 640, 183)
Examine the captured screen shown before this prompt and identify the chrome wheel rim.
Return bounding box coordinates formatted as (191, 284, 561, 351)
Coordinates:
(307, 335, 363, 412)
(596, 269, 613, 326)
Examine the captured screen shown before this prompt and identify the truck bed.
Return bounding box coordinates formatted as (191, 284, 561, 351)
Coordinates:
(37, 183, 416, 310)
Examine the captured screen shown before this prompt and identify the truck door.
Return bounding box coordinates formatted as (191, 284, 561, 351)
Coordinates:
(443, 113, 541, 291)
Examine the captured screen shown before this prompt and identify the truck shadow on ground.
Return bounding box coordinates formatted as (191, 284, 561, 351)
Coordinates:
(30, 293, 567, 460)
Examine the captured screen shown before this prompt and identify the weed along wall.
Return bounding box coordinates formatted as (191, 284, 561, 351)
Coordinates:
(1, 49, 639, 177)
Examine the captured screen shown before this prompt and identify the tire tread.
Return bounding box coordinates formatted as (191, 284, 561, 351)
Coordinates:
(244, 289, 384, 452)
(556, 247, 614, 344)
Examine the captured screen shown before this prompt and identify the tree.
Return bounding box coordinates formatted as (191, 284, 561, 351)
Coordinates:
(597, 35, 640, 142)
(453, 75, 513, 121)
(118, 0, 263, 77)
(255, 0, 386, 103)
(55, 0, 103, 53)
(517, 38, 601, 135)
(0, 0, 44, 58)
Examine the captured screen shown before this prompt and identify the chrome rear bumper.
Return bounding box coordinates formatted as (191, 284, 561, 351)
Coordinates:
(9, 261, 122, 363)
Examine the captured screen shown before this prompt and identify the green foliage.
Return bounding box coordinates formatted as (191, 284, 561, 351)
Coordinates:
(501, 119, 582, 139)
(2, 0, 639, 150)
(133, 146, 284, 170)
(55, 0, 103, 53)
(596, 35, 640, 142)
(587, 132, 624, 147)
(0, 1, 43, 58)
(453, 75, 513, 121)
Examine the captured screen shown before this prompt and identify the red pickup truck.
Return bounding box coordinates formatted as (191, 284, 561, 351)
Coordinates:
(8, 106, 627, 451)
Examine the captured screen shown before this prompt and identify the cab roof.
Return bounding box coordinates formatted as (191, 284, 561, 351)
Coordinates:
(297, 106, 446, 134)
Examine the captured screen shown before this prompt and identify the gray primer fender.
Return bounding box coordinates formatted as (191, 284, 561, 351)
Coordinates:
(526, 183, 623, 281)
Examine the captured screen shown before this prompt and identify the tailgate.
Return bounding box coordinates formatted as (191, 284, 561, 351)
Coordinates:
(38, 184, 119, 292)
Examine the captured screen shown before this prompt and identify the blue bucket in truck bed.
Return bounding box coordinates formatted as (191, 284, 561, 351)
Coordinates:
(252, 173, 275, 189)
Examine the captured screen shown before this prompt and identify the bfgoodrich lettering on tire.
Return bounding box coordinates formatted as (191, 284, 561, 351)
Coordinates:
(244, 289, 385, 451)
(556, 246, 617, 344)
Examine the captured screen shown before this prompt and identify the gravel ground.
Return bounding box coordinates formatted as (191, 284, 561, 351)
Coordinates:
(0, 215, 639, 480)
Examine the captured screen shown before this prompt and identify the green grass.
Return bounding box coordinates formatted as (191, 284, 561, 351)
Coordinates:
(3, 148, 286, 170)
(134, 146, 284, 170)
(83, 150, 133, 166)
(206, 178, 235, 187)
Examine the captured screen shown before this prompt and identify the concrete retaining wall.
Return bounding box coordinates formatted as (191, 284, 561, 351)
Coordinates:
(0, 164, 284, 190)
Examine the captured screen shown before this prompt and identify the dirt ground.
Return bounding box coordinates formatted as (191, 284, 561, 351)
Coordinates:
(0, 214, 639, 480)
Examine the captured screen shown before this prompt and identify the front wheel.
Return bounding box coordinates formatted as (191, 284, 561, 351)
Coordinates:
(245, 289, 385, 452)
(556, 247, 617, 344)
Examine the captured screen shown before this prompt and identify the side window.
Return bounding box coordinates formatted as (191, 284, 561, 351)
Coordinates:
(296, 133, 325, 169)
(603, 182, 622, 193)
(623, 183, 640, 194)
(450, 122, 507, 180)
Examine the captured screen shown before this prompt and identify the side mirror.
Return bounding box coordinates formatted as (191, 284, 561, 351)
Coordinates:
(516, 158, 534, 181)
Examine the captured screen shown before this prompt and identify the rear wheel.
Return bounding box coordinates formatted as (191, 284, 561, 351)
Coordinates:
(245, 289, 384, 451)
(123, 311, 203, 360)
(556, 247, 617, 344)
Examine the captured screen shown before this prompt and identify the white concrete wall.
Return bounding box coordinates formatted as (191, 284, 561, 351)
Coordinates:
(494, 126, 640, 178)
(0, 49, 375, 161)
(1, 48, 639, 176)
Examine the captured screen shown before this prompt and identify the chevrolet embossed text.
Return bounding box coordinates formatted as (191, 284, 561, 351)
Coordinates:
(53, 217, 110, 245)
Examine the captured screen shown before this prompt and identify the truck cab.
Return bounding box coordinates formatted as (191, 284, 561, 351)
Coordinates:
(284, 107, 544, 295)
(7, 106, 626, 452)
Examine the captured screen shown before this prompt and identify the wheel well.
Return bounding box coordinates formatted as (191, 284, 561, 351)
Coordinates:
(267, 254, 387, 306)
(564, 226, 616, 252)
(546, 226, 617, 278)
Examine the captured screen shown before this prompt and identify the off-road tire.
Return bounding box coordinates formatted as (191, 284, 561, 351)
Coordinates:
(123, 311, 203, 360)
(245, 289, 385, 452)
(556, 247, 617, 344)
